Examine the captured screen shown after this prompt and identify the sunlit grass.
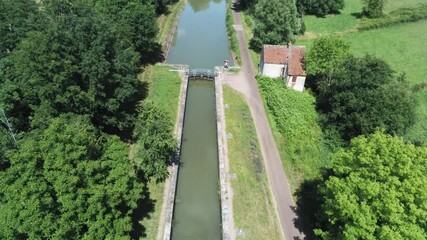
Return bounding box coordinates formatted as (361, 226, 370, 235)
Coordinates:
(223, 86, 282, 239)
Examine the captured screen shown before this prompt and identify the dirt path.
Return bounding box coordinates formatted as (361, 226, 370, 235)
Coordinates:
(226, 2, 305, 240)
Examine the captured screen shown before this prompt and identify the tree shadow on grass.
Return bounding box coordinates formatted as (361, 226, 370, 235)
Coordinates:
(130, 183, 157, 239)
(293, 179, 323, 240)
(350, 12, 365, 19)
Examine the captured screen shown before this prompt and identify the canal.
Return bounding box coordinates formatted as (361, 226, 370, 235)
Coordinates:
(167, 0, 232, 239)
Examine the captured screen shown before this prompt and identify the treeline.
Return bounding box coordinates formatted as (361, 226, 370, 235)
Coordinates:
(0, 0, 177, 238)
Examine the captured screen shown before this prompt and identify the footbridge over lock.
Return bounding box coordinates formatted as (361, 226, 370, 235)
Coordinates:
(186, 68, 221, 80)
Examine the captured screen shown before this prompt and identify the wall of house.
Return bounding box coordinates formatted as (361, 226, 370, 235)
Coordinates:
(286, 76, 306, 92)
(262, 63, 284, 78)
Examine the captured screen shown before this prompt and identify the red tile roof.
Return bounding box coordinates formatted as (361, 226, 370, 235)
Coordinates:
(263, 44, 306, 76)
(263, 45, 288, 64)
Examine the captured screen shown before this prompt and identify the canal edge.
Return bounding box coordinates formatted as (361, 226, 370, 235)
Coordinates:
(215, 67, 236, 240)
(159, 65, 189, 240)
(162, 0, 187, 61)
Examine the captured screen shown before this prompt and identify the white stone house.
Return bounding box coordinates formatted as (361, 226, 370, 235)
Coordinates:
(260, 44, 306, 92)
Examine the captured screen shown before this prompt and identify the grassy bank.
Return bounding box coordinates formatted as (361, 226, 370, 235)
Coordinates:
(157, 0, 186, 45)
(223, 86, 282, 239)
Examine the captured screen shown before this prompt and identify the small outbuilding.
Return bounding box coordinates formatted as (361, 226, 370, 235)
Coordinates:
(260, 44, 306, 92)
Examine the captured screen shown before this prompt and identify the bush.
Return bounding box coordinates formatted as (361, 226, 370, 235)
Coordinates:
(257, 76, 328, 182)
(358, 4, 427, 30)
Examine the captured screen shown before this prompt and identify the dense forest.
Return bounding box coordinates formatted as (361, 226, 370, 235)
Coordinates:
(0, 0, 177, 238)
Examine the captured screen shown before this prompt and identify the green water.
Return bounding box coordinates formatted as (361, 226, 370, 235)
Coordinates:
(166, 0, 232, 69)
(169, 0, 231, 238)
(172, 80, 220, 239)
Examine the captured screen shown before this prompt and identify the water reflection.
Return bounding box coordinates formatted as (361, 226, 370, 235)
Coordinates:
(188, 0, 221, 12)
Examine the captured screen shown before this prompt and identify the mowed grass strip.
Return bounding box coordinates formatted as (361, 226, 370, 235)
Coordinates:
(142, 65, 182, 122)
(223, 86, 282, 240)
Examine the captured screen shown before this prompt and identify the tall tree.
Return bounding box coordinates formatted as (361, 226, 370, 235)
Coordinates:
(0, 116, 143, 239)
(250, 0, 303, 51)
(305, 36, 350, 92)
(296, 0, 344, 17)
(318, 55, 415, 141)
(0, 0, 44, 59)
(362, 0, 385, 18)
(315, 131, 427, 239)
(132, 101, 176, 182)
(0, 3, 145, 134)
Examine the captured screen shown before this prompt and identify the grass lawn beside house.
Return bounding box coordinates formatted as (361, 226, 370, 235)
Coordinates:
(223, 86, 282, 240)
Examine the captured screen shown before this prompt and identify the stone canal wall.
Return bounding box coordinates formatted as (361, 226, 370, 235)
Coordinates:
(162, 65, 189, 240)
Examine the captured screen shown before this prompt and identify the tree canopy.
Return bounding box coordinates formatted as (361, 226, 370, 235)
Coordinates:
(250, 0, 304, 51)
(315, 131, 427, 239)
(305, 36, 350, 92)
(317, 55, 415, 141)
(132, 101, 176, 182)
(296, 0, 344, 17)
(0, 116, 143, 239)
(0, 0, 179, 237)
(362, 0, 385, 18)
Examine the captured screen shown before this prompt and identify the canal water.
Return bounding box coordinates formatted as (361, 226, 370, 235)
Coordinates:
(167, 0, 232, 69)
(168, 0, 231, 239)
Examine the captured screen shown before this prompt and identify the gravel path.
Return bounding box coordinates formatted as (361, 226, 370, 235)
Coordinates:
(225, 2, 306, 239)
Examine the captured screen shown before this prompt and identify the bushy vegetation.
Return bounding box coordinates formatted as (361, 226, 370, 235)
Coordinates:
(315, 131, 427, 239)
(0, 0, 180, 238)
(258, 76, 328, 186)
(362, 0, 385, 18)
(359, 4, 427, 30)
(296, 0, 344, 17)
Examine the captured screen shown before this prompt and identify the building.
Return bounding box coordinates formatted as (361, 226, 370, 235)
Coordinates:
(260, 44, 306, 92)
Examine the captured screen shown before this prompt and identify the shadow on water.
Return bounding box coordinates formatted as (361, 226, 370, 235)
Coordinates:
(293, 179, 324, 240)
(188, 0, 221, 12)
(130, 183, 156, 239)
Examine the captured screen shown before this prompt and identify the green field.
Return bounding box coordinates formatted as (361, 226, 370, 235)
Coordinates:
(302, 0, 427, 38)
(223, 86, 282, 239)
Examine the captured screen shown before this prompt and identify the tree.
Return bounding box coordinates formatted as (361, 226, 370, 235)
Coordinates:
(317, 55, 415, 141)
(305, 36, 350, 91)
(0, 4, 145, 134)
(315, 131, 427, 239)
(132, 101, 176, 182)
(362, 0, 385, 18)
(0, 0, 45, 59)
(296, 0, 344, 17)
(250, 0, 303, 51)
(0, 116, 143, 239)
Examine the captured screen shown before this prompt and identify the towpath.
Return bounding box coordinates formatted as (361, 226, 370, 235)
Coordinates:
(224, 1, 305, 239)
